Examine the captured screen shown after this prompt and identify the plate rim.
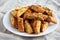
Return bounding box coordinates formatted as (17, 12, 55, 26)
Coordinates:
(3, 9, 60, 37)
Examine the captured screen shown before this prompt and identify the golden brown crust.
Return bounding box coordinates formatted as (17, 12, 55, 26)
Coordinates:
(17, 17, 24, 32)
(31, 5, 45, 13)
(43, 7, 54, 17)
(10, 10, 18, 18)
(17, 6, 29, 17)
(15, 6, 22, 10)
(24, 20, 33, 34)
(43, 7, 51, 11)
(47, 16, 57, 24)
(32, 20, 41, 34)
(23, 9, 32, 19)
(24, 12, 48, 20)
(41, 21, 48, 32)
(10, 15, 18, 28)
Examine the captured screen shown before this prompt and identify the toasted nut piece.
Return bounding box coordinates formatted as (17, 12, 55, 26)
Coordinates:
(18, 17, 24, 32)
(31, 5, 45, 13)
(32, 20, 41, 34)
(25, 20, 33, 34)
(10, 15, 17, 28)
(41, 21, 48, 32)
(17, 6, 29, 17)
(10, 10, 18, 18)
(47, 16, 57, 24)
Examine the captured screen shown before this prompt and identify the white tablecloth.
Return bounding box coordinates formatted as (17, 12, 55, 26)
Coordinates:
(0, 0, 60, 40)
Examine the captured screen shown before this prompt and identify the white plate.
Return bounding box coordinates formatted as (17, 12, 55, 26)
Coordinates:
(3, 8, 59, 37)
